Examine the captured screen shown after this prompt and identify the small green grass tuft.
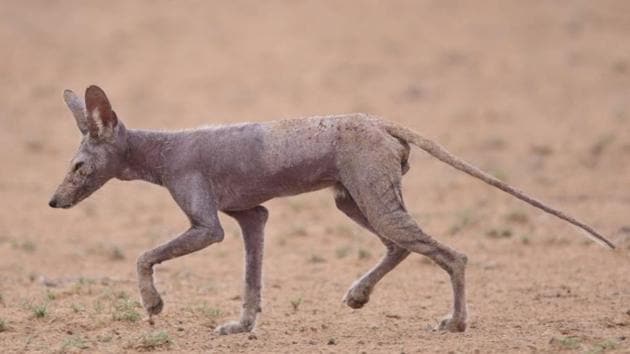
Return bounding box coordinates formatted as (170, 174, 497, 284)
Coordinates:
(292, 225, 308, 237)
(62, 335, 90, 351)
(93, 298, 104, 314)
(550, 336, 581, 350)
(309, 254, 326, 263)
(112, 298, 141, 322)
(78, 277, 96, 286)
(109, 246, 125, 261)
(485, 228, 513, 239)
(135, 330, 171, 350)
(590, 133, 616, 156)
(186, 302, 222, 327)
(97, 333, 113, 343)
(505, 211, 529, 224)
(113, 290, 130, 300)
(290, 297, 302, 311)
(13, 239, 36, 252)
(357, 248, 371, 260)
(70, 303, 84, 313)
(197, 304, 222, 319)
(586, 339, 618, 354)
(448, 209, 475, 236)
(335, 246, 350, 259)
(0, 318, 7, 332)
(32, 303, 48, 318)
(22, 240, 36, 252)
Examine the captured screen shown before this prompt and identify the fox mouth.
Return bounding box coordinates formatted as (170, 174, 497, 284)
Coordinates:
(48, 199, 73, 209)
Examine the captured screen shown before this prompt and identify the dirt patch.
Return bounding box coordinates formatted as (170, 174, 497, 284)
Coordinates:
(1, 1, 629, 352)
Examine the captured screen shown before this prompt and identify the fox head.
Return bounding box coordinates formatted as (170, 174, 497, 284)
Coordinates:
(49, 85, 128, 208)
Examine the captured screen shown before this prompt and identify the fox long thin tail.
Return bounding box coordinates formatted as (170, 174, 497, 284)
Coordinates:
(384, 123, 615, 249)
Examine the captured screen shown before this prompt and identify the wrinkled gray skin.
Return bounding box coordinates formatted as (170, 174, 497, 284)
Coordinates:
(50, 86, 614, 335)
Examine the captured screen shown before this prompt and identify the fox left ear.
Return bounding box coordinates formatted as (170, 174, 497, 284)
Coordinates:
(63, 89, 89, 135)
(85, 85, 118, 140)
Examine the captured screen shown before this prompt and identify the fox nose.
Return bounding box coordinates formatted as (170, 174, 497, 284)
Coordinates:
(48, 198, 58, 208)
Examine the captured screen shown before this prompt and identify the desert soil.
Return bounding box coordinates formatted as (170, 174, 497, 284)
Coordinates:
(1, 1, 629, 353)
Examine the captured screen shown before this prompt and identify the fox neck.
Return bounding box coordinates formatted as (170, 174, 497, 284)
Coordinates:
(117, 129, 173, 185)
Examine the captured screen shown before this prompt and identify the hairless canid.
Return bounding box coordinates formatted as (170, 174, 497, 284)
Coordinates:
(49, 85, 615, 334)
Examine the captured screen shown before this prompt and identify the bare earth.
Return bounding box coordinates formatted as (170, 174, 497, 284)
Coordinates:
(1, 1, 629, 352)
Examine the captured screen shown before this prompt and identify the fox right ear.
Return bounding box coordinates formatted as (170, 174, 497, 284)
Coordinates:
(85, 85, 118, 140)
(63, 89, 88, 135)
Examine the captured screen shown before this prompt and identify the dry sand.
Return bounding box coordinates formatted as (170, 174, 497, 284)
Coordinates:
(1, 1, 629, 352)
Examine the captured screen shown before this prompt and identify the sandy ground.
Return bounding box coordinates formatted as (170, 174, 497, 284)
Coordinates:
(1, 1, 630, 352)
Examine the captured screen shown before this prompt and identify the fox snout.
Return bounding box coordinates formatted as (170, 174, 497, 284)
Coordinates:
(48, 195, 72, 209)
(48, 182, 80, 209)
(49, 173, 110, 209)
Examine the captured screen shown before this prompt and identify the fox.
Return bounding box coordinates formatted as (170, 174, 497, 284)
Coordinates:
(49, 85, 615, 335)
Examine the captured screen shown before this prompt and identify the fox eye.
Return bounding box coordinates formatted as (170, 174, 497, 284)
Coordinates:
(72, 161, 84, 173)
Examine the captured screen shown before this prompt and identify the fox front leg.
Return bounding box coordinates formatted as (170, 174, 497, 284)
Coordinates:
(136, 173, 224, 321)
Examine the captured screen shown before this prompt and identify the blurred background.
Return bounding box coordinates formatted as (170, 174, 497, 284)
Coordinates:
(1, 1, 629, 352)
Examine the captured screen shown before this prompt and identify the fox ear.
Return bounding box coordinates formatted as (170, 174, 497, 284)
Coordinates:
(85, 85, 118, 139)
(63, 89, 88, 135)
